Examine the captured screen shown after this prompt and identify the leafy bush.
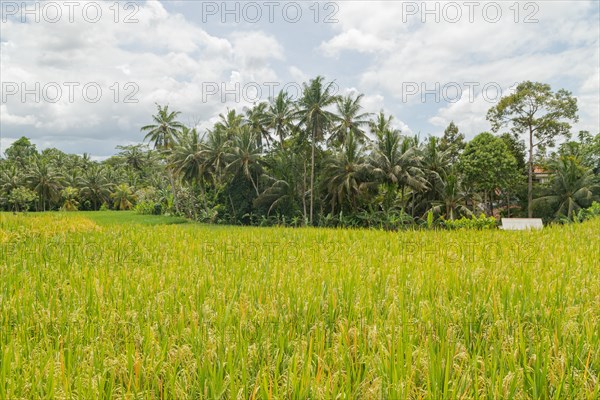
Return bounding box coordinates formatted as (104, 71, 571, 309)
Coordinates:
(135, 200, 162, 215)
(7, 187, 37, 212)
(574, 201, 600, 222)
(441, 213, 497, 230)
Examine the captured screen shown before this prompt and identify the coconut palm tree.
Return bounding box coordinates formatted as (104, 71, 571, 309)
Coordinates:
(26, 158, 63, 211)
(226, 126, 265, 196)
(214, 109, 244, 140)
(295, 76, 339, 224)
(244, 102, 271, 149)
(116, 144, 149, 171)
(369, 124, 427, 211)
(265, 91, 295, 147)
(429, 175, 472, 220)
(111, 183, 136, 210)
(255, 150, 303, 217)
(141, 104, 185, 151)
(200, 128, 231, 185)
(323, 132, 368, 214)
(0, 163, 24, 195)
(414, 136, 452, 215)
(79, 164, 113, 210)
(170, 128, 206, 184)
(533, 156, 599, 219)
(61, 186, 80, 211)
(141, 104, 185, 213)
(329, 94, 371, 146)
(368, 111, 394, 139)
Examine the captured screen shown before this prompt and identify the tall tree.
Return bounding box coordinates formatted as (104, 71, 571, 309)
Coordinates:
(323, 132, 367, 214)
(141, 104, 185, 214)
(0, 163, 24, 195)
(170, 127, 206, 186)
(329, 94, 371, 146)
(459, 132, 519, 216)
(79, 164, 112, 210)
(244, 102, 271, 149)
(4, 137, 38, 168)
(295, 76, 339, 225)
(141, 104, 185, 150)
(214, 109, 244, 140)
(200, 129, 231, 185)
(487, 81, 578, 217)
(26, 158, 63, 211)
(369, 122, 427, 211)
(116, 144, 149, 172)
(226, 126, 264, 196)
(438, 122, 465, 166)
(265, 91, 295, 147)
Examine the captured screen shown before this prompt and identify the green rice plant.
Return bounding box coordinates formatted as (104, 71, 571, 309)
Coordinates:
(0, 212, 598, 399)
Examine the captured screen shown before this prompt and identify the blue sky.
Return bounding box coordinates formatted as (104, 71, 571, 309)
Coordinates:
(1, 0, 599, 158)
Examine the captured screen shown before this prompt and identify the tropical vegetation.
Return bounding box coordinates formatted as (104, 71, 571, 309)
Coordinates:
(1, 79, 598, 227)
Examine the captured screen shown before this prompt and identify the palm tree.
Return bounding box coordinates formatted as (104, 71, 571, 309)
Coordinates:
(116, 144, 149, 171)
(62, 169, 82, 191)
(26, 158, 63, 211)
(226, 126, 264, 196)
(369, 123, 427, 212)
(244, 102, 271, 149)
(214, 109, 244, 140)
(0, 163, 24, 195)
(111, 183, 136, 210)
(368, 111, 394, 139)
(79, 164, 113, 210)
(79, 153, 92, 171)
(295, 76, 339, 224)
(415, 136, 451, 214)
(255, 149, 303, 217)
(533, 156, 599, 219)
(170, 127, 206, 185)
(200, 128, 231, 185)
(429, 175, 472, 220)
(329, 94, 371, 146)
(265, 91, 295, 147)
(421, 136, 450, 190)
(141, 104, 185, 213)
(61, 186, 80, 211)
(323, 132, 367, 214)
(141, 104, 185, 150)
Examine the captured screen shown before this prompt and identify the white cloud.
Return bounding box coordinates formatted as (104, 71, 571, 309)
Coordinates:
(0, 1, 287, 155)
(319, 0, 599, 136)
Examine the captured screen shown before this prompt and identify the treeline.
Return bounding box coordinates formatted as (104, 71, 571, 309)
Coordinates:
(1, 78, 599, 228)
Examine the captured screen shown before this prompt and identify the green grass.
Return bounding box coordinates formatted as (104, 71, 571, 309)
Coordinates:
(0, 212, 599, 399)
(72, 211, 189, 226)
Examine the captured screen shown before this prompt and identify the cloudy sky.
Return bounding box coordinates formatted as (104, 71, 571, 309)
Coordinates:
(1, 0, 599, 158)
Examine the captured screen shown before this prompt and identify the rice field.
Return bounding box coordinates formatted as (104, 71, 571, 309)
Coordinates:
(1, 212, 599, 399)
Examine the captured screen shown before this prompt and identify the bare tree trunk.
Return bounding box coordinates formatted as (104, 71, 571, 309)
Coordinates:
(309, 128, 316, 225)
(528, 126, 534, 218)
(169, 170, 180, 215)
(483, 191, 488, 216)
(302, 159, 307, 223)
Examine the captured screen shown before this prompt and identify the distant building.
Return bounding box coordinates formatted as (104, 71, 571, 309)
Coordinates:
(533, 166, 551, 184)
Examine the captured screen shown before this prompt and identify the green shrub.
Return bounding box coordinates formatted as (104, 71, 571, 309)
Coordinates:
(135, 200, 162, 215)
(442, 213, 497, 230)
(575, 201, 600, 222)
